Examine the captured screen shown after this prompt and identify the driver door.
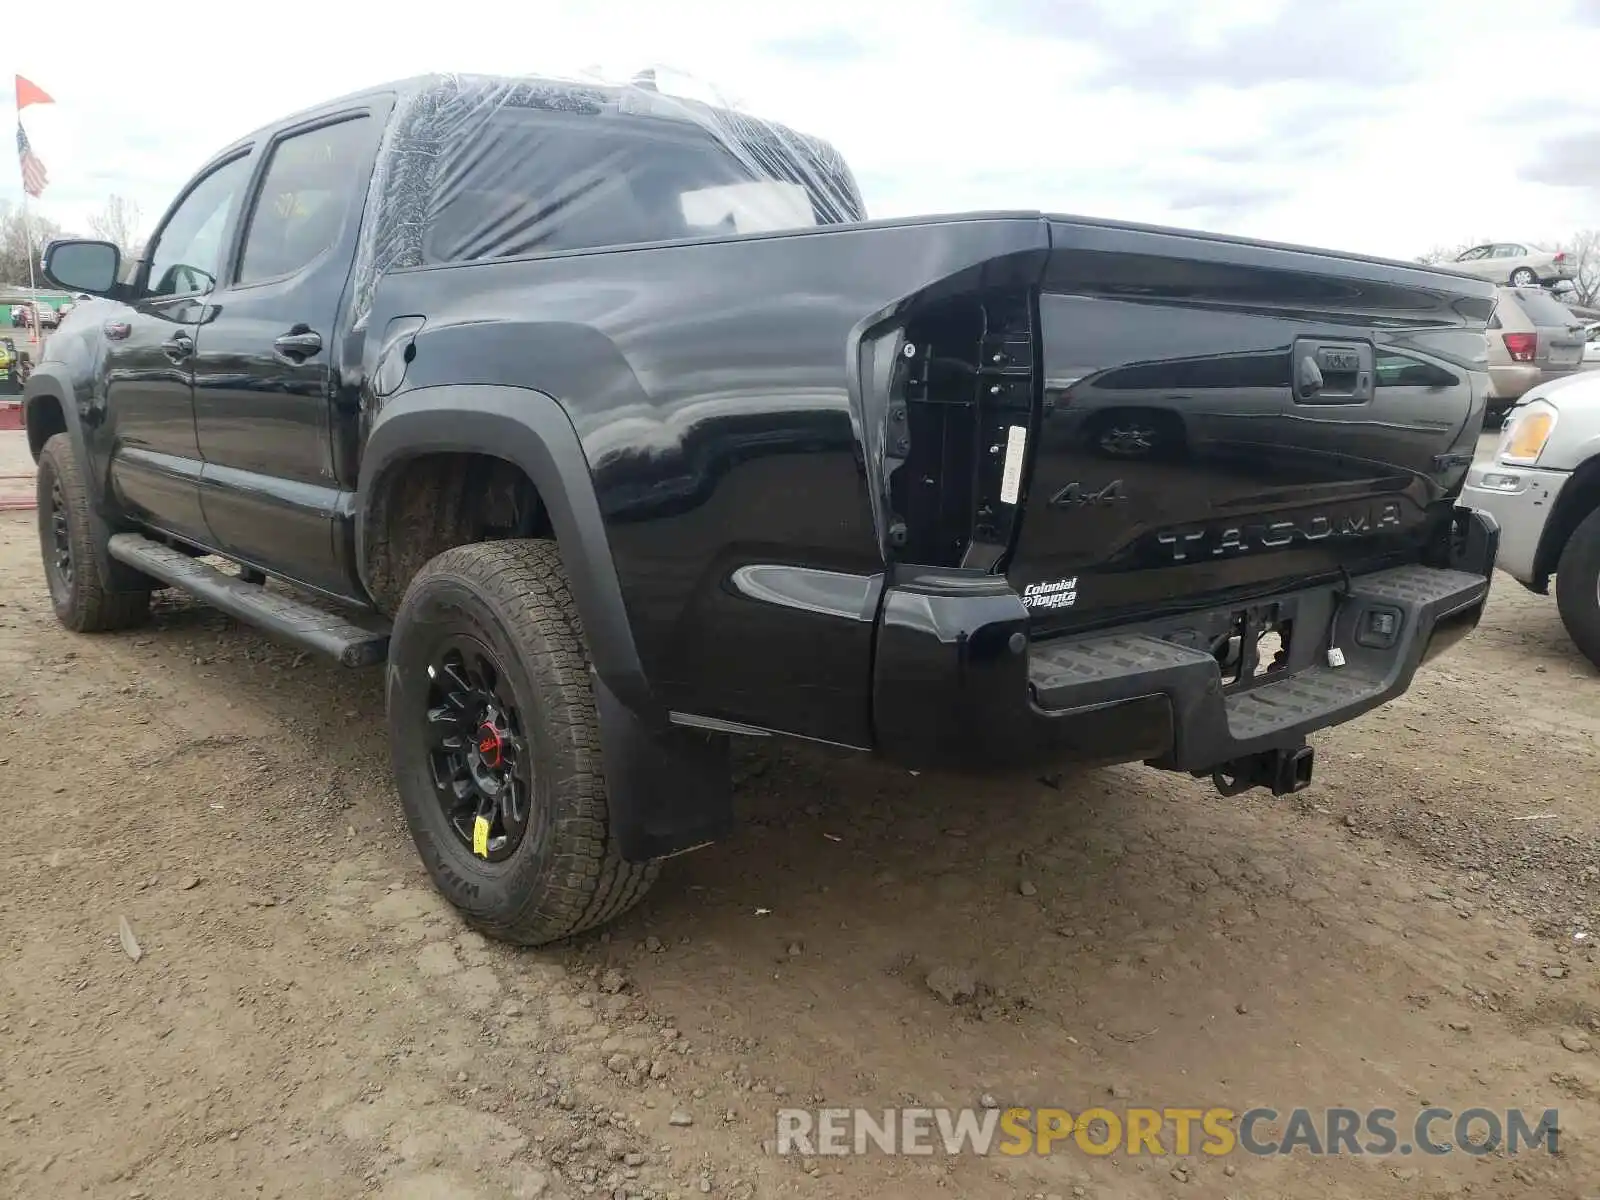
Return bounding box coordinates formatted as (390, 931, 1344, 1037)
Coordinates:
(103, 151, 253, 545)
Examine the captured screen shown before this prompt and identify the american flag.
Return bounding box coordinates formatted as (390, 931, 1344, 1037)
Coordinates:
(16, 123, 47, 197)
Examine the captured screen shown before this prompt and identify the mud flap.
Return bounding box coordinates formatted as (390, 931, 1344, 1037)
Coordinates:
(593, 677, 732, 862)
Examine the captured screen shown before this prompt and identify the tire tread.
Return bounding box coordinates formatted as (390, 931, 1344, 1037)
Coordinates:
(36, 433, 150, 633)
(395, 539, 658, 944)
(1556, 506, 1600, 670)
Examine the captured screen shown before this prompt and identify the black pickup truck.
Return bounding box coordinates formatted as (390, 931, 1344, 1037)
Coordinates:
(25, 72, 1499, 945)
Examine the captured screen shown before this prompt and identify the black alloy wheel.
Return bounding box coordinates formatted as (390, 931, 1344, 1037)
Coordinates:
(47, 475, 73, 592)
(422, 636, 532, 864)
(386, 539, 660, 945)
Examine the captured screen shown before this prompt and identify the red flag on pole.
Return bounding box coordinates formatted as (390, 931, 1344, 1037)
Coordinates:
(16, 76, 52, 111)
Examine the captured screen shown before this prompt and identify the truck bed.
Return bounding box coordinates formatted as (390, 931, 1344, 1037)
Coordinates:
(365, 208, 1496, 749)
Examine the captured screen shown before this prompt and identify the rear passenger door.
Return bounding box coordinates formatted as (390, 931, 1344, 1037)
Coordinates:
(192, 111, 382, 597)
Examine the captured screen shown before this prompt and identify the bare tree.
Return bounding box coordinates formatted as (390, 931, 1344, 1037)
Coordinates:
(0, 201, 66, 286)
(87, 194, 143, 259)
(1554, 230, 1600, 308)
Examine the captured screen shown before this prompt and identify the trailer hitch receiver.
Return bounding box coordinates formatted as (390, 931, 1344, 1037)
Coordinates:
(1202, 745, 1315, 797)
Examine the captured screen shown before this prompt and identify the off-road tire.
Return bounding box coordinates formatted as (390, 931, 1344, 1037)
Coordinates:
(36, 433, 150, 632)
(386, 539, 659, 945)
(1556, 506, 1600, 670)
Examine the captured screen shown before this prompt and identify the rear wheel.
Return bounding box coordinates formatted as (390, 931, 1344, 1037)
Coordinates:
(386, 539, 659, 945)
(1510, 267, 1538, 287)
(1556, 506, 1600, 670)
(35, 433, 150, 632)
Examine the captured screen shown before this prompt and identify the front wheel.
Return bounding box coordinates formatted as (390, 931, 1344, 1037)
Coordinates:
(35, 434, 150, 632)
(1556, 507, 1600, 670)
(386, 539, 659, 945)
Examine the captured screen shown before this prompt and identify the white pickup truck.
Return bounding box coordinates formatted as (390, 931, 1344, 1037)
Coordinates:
(1466, 373, 1600, 666)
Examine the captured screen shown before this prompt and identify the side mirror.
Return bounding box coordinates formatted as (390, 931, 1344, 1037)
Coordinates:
(41, 239, 121, 296)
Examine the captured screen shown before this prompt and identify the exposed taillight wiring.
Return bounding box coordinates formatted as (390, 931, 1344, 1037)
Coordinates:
(882, 287, 1037, 571)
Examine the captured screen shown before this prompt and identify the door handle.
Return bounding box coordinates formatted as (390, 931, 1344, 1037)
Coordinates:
(161, 331, 193, 363)
(273, 328, 323, 362)
(1296, 356, 1322, 397)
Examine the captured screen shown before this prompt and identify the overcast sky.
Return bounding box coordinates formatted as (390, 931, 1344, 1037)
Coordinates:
(11, 0, 1600, 262)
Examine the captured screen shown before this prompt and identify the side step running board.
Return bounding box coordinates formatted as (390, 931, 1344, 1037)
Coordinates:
(107, 534, 389, 667)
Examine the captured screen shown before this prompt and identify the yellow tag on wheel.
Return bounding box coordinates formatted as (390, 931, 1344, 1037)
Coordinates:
(472, 815, 490, 859)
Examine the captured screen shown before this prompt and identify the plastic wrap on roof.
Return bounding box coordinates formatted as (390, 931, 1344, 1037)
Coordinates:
(348, 71, 866, 331)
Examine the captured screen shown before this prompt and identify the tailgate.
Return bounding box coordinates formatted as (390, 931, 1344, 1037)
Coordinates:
(1006, 219, 1495, 634)
(1543, 329, 1587, 368)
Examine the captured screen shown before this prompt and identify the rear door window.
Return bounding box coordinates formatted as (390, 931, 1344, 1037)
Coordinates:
(1512, 288, 1577, 327)
(238, 116, 377, 284)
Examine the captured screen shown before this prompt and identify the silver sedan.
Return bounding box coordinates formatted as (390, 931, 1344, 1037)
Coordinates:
(1451, 242, 1573, 288)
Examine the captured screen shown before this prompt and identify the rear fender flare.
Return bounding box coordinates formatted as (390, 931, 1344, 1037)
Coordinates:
(357, 382, 650, 714)
(357, 383, 731, 862)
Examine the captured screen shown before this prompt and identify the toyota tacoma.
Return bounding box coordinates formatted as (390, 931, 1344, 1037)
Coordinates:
(25, 72, 1500, 945)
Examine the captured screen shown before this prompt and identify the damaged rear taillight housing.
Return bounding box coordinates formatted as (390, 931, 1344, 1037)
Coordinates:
(881, 287, 1036, 570)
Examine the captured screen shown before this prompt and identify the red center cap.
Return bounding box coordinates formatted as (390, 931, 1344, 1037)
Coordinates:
(476, 724, 503, 768)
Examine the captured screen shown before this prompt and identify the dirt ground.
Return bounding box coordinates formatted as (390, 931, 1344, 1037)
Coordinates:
(2, 507, 1599, 1200)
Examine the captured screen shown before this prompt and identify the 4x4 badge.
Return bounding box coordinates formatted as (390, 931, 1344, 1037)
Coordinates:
(1049, 479, 1125, 509)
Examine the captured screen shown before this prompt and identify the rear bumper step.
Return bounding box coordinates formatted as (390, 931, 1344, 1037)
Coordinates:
(871, 508, 1497, 782)
(1029, 564, 1487, 771)
(108, 534, 389, 667)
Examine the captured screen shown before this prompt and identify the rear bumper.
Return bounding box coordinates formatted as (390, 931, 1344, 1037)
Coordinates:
(1540, 361, 1585, 384)
(872, 508, 1498, 775)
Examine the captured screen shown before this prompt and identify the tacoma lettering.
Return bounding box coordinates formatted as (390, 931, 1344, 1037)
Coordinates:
(1155, 503, 1404, 563)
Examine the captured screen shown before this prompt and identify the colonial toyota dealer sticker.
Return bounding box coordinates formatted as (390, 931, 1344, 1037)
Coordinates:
(1022, 577, 1078, 611)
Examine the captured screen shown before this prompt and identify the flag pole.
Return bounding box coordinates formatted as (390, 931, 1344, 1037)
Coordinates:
(21, 192, 40, 347)
(14, 74, 55, 348)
